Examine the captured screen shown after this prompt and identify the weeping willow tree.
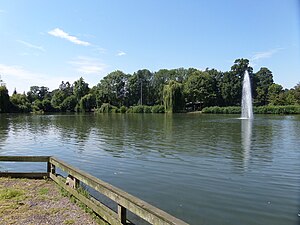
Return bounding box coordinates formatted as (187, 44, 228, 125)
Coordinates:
(163, 80, 185, 113)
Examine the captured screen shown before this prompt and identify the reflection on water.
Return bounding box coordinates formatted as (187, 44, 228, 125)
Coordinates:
(241, 119, 253, 169)
(0, 114, 300, 225)
(0, 115, 10, 149)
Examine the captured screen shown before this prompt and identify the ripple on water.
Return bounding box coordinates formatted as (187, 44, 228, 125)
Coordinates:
(0, 114, 299, 225)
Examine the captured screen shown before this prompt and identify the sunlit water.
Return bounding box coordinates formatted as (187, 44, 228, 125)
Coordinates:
(0, 113, 299, 225)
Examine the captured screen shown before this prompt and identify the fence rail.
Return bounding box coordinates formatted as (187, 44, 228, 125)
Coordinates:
(0, 156, 188, 225)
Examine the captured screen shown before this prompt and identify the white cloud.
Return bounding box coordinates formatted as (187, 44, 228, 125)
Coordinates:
(48, 28, 91, 46)
(251, 48, 283, 61)
(69, 56, 107, 74)
(0, 64, 73, 94)
(17, 40, 45, 52)
(117, 51, 126, 56)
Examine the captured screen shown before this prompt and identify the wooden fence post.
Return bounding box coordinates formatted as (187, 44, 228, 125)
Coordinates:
(118, 204, 127, 224)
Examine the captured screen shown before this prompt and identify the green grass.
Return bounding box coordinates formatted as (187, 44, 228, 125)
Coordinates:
(0, 188, 25, 200)
(39, 187, 49, 195)
(64, 219, 75, 225)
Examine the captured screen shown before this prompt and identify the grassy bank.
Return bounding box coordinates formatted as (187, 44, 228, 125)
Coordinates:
(201, 105, 300, 114)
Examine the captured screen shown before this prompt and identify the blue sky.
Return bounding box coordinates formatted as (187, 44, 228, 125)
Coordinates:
(0, 0, 299, 94)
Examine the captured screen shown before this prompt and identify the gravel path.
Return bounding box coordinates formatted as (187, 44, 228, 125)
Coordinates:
(0, 177, 99, 225)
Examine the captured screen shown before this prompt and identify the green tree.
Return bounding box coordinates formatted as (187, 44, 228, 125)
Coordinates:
(96, 71, 129, 107)
(60, 95, 77, 112)
(152, 68, 195, 105)
(79, 94, 96, 112)
(219, 71, 241, 106)
(254, 67, 274, 106)
(51, 89, 66, 110)
(205, 68, 222, 105)
(0, 86, 10, 113)
(219, 59, 253, 106)
(268, 83, 284, 105)
(184, 70, 217, 108)
(27, 86, 50, 102)
(73, 77, 89, 101)
(292, 83, 300, 104)
(59, 81, 73, 96)
(128, 69, 154, 106)
(10, 93, 31, 112)
(231, 58, 253, 76)
(163, 80, 185, 113)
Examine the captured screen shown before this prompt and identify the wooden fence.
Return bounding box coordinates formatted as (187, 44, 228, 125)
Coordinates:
(0, 156, 188, 225)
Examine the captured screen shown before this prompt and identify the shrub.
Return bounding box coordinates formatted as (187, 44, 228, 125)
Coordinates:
(151, 105, 165, 113)
(202, 106, 241, 114)
(202, 105, 300, 114)
(143, 106, 152, 113)
(96, 103, 118, 113)
(254, 105, 300, 114)
(119, 106, 127, 113)
(132, 105, 144, 113)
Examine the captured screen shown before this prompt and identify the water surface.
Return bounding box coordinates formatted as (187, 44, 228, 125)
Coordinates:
(0, 113, 299, 225)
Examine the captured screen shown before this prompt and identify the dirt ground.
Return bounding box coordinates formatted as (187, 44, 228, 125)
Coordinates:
(0, 177, 99, 225)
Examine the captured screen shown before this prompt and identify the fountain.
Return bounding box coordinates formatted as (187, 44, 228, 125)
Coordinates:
(241, 70, 253, 119)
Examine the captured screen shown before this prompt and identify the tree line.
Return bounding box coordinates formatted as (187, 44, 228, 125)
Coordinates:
(0, 58, 299, 113)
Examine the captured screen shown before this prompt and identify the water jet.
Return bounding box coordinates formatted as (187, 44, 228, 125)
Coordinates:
(241, 70, 253, 119)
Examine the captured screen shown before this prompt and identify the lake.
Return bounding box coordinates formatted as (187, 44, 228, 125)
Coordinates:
(0, 113, 299, 225)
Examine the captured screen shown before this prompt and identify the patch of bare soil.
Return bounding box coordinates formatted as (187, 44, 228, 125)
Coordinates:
(0, 177, 99, 225)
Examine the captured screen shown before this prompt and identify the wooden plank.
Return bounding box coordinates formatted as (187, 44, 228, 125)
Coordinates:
(0, 156, 50, 162)
(50, 157, 188, 225)
(50, 173, 122, 225)
(0, 172, 48, 179)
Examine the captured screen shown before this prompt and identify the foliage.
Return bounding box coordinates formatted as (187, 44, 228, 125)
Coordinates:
(78, 94, 96, 112)
(267, 84, 284, 105)
(27, 86, 50, 102)
(119, 106, 127, 113)
(96, 71, 129, 107)
(0, 86, 10, 113)
(10, 93, 31, 113)
(151, 105, 165, 113)
(254, 105, 300, 114)
(73, 77, 89, 101)
(51, 89, 67, 110)
(130, 105, 144, 113)
(60, 95, 77, 112)
(202, 106, 241, 114)
(202, 105, 300, 114)
(95, 103, 118, 113)
(163, 80, 185, 113)
(184, 70, 217, 108)
(254, 67, 274, 106)
(143, 105, 152, 113)
(1, 58, 299, 114)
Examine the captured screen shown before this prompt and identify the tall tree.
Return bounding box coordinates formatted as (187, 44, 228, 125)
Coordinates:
(163, 80, 185, 113)
(254, 67, 274, 106)
(184, 70, 217, 108)
(267, 83, 284, 105)
(79, 94, 96, 112)
(130, 69, 154, 106)
(96, 71, 129, 107)
(10, 93, 31, 112)
(73, 77, 89, 101)
(0, 86, 10, 113)
(27, 86, 50, 102)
